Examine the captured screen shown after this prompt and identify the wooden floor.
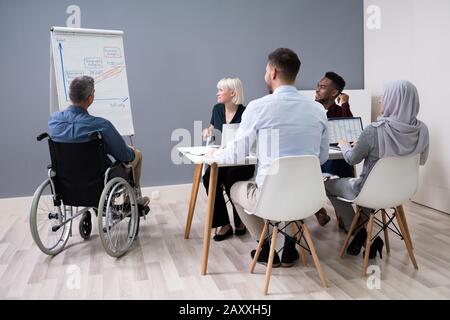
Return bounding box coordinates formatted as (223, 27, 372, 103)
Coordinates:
(1, 190, 450, 300)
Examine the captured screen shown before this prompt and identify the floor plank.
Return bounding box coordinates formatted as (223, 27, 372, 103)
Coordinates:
(0, 194, 449, 299)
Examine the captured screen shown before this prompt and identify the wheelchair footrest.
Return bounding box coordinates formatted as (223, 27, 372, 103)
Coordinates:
(139, 205, 150, 217)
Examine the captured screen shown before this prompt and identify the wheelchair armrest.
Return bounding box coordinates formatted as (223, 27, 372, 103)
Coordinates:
(109, 161, 132, 169)
(110, 160, 133, 168)
(37, 133, 49, 141)
(121, 163, 133, 169)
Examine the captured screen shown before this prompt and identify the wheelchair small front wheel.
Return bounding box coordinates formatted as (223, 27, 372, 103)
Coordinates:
(79, 211, 92, 240)
(29, 179, 72, 255)
(98, 177, 139, 257)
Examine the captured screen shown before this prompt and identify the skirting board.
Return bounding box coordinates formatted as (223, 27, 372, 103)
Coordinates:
(412, 183, 450, 215)
(0, 183, 206, 205)
(142, 183, 207, 203)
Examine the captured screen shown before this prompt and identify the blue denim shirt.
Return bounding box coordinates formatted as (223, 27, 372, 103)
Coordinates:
(48, 105, 135, 162)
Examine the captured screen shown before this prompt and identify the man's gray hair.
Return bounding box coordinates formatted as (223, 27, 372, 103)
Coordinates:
(69, 76, 95, 103)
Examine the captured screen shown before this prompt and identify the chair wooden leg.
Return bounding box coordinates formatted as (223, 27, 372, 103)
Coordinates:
(302, 222, 327, 288)
(184, 164, 203, 239)
(381, 209, 391, 255)
(395, 211, 418, 270)
(250, 222, 269, 273)
(397, 205, 413, 250)
(293, 222, 307, 266)
(298, 237, 308, 267)
(201, 163, 218, 275)
(264, 225, 279, 295)
(339, 207, 361, 258)
(362, 213, 375, 277)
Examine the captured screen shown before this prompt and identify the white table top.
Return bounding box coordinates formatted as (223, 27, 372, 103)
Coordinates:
(178, 145, 343, 165)
(329, 147, 344, 160)
(177, 146, 257, 166)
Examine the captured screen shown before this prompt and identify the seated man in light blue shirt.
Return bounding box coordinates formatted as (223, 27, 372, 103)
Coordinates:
(207, 48, 329, 267)
(48, 76, 149, 207)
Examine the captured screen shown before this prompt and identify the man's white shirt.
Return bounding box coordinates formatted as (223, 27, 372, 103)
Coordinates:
(215, 85, 329, 188)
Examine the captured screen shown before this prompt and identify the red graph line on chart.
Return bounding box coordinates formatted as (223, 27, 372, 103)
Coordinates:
(94, 65, 125, 85)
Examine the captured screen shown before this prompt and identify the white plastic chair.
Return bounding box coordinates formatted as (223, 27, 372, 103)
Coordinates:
(248, 156, 328, 294)
(338, 154, 420, 276)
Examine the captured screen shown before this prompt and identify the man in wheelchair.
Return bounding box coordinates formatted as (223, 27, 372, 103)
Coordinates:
(48, 75, 150, 211)
(28, 75, 150, 257)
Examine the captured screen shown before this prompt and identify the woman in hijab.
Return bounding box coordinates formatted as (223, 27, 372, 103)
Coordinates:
(325, 80, 429, 259)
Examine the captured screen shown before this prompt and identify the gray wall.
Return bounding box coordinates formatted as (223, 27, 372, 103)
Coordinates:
(0, 0, 363, 198)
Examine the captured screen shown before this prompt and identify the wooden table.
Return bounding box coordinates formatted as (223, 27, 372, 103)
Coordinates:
(178, 146, 343, 275)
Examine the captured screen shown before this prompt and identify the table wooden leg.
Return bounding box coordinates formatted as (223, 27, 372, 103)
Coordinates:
(201, 163, 218, 275)
(184, 164, 203, 239)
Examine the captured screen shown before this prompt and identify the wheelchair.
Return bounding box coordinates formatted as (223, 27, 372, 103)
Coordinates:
(29, 132, 149, 258)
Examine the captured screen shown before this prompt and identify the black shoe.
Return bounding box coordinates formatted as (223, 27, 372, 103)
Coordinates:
(139, 205, 150, 217)
(120, 196, 150, 214)
(315, 208, 331, 226)
(251, 242, 281, 268)
(364, 236, 384, 259)
(234, 225, 247, 236)
(347, 228, 367, 256)
(213, 226, 233, 242)
(281, 238, 299, 267)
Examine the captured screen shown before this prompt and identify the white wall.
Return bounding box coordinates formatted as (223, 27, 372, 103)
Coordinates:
(364, 0, 450, 213)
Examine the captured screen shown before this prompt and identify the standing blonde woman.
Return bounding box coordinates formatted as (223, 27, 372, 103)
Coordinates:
(202, 78, 255, 241)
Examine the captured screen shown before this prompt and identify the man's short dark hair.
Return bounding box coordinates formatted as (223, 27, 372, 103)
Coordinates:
(324, 71, 346, 95)
(268, 48, 301, 82)
(69, 76, 95, 103)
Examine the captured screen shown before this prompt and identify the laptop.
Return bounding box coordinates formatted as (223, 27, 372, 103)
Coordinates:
(328, 117, 363, 146)
(220, 123, 240, 148)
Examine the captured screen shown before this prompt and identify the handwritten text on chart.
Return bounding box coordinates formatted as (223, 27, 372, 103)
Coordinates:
(84, 57, 103, 69)
(103, 47, 122, 59)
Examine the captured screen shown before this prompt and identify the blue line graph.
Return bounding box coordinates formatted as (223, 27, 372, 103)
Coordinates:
(58, 42, 68, 101)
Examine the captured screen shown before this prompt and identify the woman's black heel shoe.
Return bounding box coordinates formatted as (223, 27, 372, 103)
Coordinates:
(213, 225, 233, 241)
(346, 228, 367, 256)
(365, 236, 384, 259)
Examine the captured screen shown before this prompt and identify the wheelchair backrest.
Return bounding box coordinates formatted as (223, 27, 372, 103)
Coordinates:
(48, 134, 111, 207)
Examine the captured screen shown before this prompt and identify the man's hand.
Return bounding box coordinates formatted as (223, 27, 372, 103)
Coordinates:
(337, 93, 349, 105)
(205, 148, 217, 158)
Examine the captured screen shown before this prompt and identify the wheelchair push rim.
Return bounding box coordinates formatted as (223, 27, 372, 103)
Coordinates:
(29, 179, 72, 256)
(98, 177, 139, 257)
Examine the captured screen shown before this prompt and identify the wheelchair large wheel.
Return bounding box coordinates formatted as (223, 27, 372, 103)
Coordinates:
(29, 179, 72, 256)
(98, 177, 139, 257)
